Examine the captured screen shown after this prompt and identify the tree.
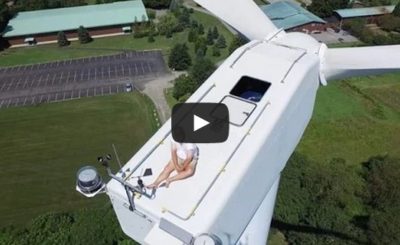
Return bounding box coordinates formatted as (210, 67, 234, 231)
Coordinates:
(194, 36, 207, 52)
(212, 26, 219, 39)
(168, 43, 192, 70)
(393, 2, 400, 17)
(172, 75, 197, 100)
(188, 28, 197, 42)
(0, 0, 10, 50)
(378, 15, 400, 32)
(212, 45, 220, 57)
(206, 28, 214, 45)
(141, 14, 147, 23)
(308, 0, 348, 18)
(229, 35, 247, 54)
(142, 0, 171, 9)
(190, 57, 215, 85)
(198, 23, 204, 35)
(146, 8, 156, 19)
(57, 31, 69, 47)
(196, 46, 207, 58)
(77, 26, 92, 44)
(147, 33, 155, 42)
(216, 35, 227, 49)
(0, 0, 9, 28)
(157, 13, 178, 35)
(191, 20, 198, 29)
(363, 156, 400, 245)
(194, 37, 207, 57)
(177, 7, 191, 28)
(166, 29, 173, 38)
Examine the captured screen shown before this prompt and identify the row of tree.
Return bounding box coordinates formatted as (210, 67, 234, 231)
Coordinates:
(171, 56, 216, 102)
(0, 204, 138, 245)
(167, 32, 247, 102)
(11, 0, 86, 11)
(56, 26, 92, 47)
(272, 153, 400, 244)
(0, 0, 10, 50)
(343, 18, 400, 45)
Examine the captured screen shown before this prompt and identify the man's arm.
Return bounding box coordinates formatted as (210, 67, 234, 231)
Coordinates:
(171, 148, 181, 170)
(180, 153, 193, 170)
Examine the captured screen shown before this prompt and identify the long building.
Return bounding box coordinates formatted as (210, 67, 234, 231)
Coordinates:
(334, 5, 395, 27)
(2, 0, 148, 47)
(260, 1, 327, 33)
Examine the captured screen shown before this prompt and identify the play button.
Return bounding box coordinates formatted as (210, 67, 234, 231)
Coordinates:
(194, 115, 209, 132)
(172, 103, 229, 143)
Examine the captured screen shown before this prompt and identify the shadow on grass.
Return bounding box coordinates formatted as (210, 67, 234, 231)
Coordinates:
(271, 219, 366, 244)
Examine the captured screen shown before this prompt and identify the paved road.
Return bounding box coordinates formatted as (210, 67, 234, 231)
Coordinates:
(137, 71, 185, 123)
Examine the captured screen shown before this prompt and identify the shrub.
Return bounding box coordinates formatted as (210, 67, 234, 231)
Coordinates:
(57, 31, 69, 47)
(77, 26, 92, 44)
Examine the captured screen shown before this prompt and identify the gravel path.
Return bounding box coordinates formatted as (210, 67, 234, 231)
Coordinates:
(139, 71, 185, 123)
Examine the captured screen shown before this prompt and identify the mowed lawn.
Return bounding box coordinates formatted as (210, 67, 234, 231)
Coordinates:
(0, 11, 234, 67)
(297, 72, 400, 165)
(0, 92, 158, 227)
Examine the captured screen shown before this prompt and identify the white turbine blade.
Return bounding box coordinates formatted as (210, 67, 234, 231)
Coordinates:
(193, 0, 279, 40)
(322, 45, 400, 81)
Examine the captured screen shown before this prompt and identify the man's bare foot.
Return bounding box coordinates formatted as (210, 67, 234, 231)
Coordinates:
(146, 182, 159, 189)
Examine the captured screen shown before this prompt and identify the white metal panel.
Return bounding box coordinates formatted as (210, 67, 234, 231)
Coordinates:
(237, 175, 281, 245)
(193, 0, 279, 40)
(322, 45, 400, 81)
(144, 225, 183, 245)
(221, 96, 256, 126)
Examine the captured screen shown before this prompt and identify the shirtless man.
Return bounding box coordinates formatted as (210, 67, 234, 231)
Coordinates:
(147, 137, 199, 188)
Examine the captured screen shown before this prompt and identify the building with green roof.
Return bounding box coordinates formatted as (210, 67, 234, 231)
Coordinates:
(260, 1, 326, 33)
(334, 5, 395, 19)
(2, 0, 148, 46)
(333, 5, 395, 29)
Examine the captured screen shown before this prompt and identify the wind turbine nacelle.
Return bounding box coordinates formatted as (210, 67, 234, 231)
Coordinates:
(105, 39, 322, 244)
(100, 0, 400, 243)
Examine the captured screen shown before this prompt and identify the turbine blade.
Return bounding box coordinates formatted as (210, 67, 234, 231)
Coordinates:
(322, 45, 400, 81)
(193, 0, 279, 40)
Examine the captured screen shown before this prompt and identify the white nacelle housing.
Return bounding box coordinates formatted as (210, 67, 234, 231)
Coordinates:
(106, 39, 321, 244)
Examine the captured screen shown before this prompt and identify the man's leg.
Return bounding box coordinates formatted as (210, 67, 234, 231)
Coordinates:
(147, 160, 175, 188)
(165, 166, 195, 187)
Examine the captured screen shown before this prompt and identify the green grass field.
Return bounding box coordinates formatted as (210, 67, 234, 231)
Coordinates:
(164, 87, 179, 108)
(0, 92, 158, 227)
(297, 73, 400, 165)
(0, 11, 234, 67)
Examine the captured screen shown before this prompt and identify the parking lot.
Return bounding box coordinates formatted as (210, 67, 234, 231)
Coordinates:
(0, 50, 167, 108)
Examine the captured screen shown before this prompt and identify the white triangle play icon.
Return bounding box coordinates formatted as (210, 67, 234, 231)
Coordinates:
(194, 115, 209, 132)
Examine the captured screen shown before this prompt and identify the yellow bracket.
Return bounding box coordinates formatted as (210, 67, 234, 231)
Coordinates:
(161, 207, 167, 213)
